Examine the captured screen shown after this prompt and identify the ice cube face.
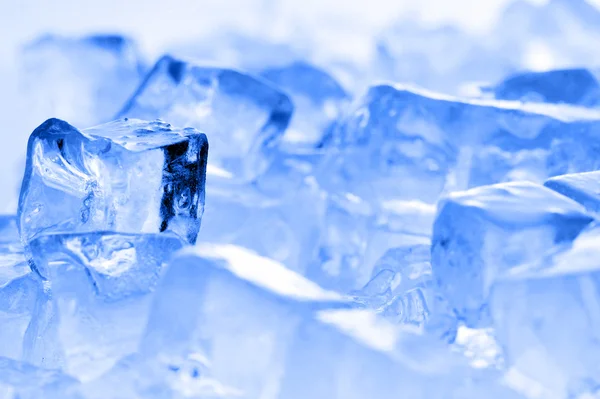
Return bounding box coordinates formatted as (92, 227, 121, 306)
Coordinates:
(431, 181, 594, 328)
(321, 85, 458, 204)
(18, 118, 208, 246)
(545, 171, 600, 215)
(260, 61, 350, 149)
(493, 68, 600, 106)
(119, 55, 293, 181)
(25, 232, 184, 381)
(21, 34, 145, 128)
(490, 227, 600, 397)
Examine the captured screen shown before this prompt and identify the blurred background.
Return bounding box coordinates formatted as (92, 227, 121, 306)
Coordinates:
(2, 0, 600, 212)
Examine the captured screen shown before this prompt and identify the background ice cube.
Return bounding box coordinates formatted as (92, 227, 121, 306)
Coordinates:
(119, 55, 293, 181)
(431, 181, 595, 327)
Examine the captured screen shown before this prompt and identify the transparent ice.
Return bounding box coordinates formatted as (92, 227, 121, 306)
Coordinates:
(24, 232, 184, 381)
(493, 68, 600, 106)
(431, 181, 595, 328)
(545, 171, 600, 215)
(21, 34, 146, 128)
(490, 226, 600, 397)
(260, 61, 350, 149)
(18, 118, 208, 247)
(118, 55, 293, 181)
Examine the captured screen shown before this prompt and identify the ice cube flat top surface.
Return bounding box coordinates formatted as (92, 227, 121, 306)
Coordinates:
(83, 118, 203, 151)
(494, 68, 600, 105)
(439, 181, 592, 225)
(187, 244, 348, 303)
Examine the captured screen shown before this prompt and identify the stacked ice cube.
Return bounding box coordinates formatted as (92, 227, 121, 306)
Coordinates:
(4, 1, 600, 395)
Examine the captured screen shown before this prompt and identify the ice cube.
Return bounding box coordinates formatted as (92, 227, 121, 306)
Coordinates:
(324, 84, 600, 198)
(118, 55, 293, 181)
(142, 243, 493, 399)
(260, 61, 350, 149)
(21, 34, 145, 128)
(18, 118, 208, 246)
(24, 232, 184, 381)
(545, 171, 600, 215)
(308, 193, 434, 293)
(320, 85, 457, 204)
(493, 68, 600, 106)
(432, 181, 594, 328)
(490, 226, 600, 397)
(0, 357, 79, 399)
(198, 171, 325, 275)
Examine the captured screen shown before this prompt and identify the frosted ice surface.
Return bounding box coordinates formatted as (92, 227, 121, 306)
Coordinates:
(118, 55, 293, 181)
(18, 118, 208, 246)
(432, 181, 595, 328)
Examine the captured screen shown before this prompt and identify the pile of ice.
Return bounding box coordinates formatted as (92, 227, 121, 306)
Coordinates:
(3, 0, 600, 398)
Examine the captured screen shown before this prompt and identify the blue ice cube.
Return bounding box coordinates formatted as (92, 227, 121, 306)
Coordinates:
(309, 194, 434, 293)
(197, 171, 325, 275)
(493, 68, 600, 106)
(325, 84, 600, 196)
(24, 232, 183, 381)
(141, 243, 489, 399)
(260, 61, 350, 149)
(21, 34, 146, 128)
(18, 118, 208, 246)
(545, 171, 600, 215)
(432, 181, 595, 328)
(490, 227, 600, 397)
(321, 85, 457, 204)
(0, 357, 79, 399)
(118, 55, 293, 181)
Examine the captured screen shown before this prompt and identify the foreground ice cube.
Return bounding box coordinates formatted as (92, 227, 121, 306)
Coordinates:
(18, 118, 208, 246)
(260, 61, 350, 149)
(25, 232, 183, 381)
(490, 227, 600, 397)
(545, 171, 600, 215)
(119, 55, 293, 181)
(142, 243, 502, 399)
(0, 357, 79, 399)
(0, 216, 38, 361)
(21, 34, 145, 128)
(432, 181, 594, 328)
(493, 68, 600, 106)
